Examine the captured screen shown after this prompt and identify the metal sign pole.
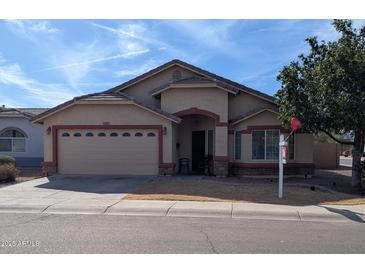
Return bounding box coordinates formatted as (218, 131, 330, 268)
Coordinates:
(278, 134, 284, 199)
(278, 117, 301, 199)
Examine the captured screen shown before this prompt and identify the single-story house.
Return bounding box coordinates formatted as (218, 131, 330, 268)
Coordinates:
(32, 59, 314, 176)
(0, 107, 48, 168)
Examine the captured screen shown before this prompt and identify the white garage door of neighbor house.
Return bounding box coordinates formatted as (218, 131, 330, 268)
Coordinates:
(57, 129, 159, 175)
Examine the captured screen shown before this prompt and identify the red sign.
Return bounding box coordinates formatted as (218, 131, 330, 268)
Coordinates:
(282, 145, 287, 164)
(290, 117, 302, 131)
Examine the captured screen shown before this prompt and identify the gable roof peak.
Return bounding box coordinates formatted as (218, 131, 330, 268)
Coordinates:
(107, 59, 276, 103)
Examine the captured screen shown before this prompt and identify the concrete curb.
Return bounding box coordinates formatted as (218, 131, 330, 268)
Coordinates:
(0, 200, 364, 223)
(0, 205, 48, 214)
(167, 201, 232, 218)
(233, 210, 300, 221)
(44, 205, 108, 215)
(106, 200, 174, 216)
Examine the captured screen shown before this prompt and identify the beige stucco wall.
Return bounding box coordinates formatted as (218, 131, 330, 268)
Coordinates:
(233, 110, 281, 131)
(229, 110, 314, 164)
(294, 133, 314, 163)
(228, 91, 276, 120)
(161, 87, 229, 122)
(215, 126, 228, 156)
(123, 65, 197, 108)
(313, 142, 340, 169)
(41, 102, 173, 164)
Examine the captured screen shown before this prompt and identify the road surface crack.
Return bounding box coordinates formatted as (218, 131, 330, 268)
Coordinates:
(297, 211, 302, 221)
(165, 202, 177, 216)
(200, 227, 218, 254)
(103, 199, 122, 214)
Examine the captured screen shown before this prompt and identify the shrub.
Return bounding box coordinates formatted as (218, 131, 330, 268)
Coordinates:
(0, 163, 18, 182)
(0, 155, 16, 165)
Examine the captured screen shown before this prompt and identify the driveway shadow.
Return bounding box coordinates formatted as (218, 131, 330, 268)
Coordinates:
(35, 175, 153, 194)
(318, 205, 365, 223)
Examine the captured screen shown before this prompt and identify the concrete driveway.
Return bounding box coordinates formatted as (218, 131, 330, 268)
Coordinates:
(0, 175, 152, 214)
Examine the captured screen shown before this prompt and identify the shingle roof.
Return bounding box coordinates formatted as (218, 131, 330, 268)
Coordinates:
(0, 107, 49, 119)
(80, 92, 132, 101)
(31, 59, 276, 123)
(104, 59, 275, 103)
(31, 91, 181, 123)
(150, 76, 239, 96)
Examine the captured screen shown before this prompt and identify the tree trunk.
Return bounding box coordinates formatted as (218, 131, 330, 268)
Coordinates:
(351, 131, 365, 187)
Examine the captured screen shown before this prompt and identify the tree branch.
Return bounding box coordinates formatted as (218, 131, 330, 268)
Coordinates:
(322, 130, 354, 145)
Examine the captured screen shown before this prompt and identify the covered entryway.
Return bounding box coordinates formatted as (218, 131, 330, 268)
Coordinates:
(175, 114, 215, 174)
(57, 129, 159, 175)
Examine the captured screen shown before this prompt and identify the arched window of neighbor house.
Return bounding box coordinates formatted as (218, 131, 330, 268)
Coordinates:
(0, 128, 27, 152)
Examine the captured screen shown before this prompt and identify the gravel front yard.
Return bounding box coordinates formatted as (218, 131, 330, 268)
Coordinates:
(124, 170, 365, 206)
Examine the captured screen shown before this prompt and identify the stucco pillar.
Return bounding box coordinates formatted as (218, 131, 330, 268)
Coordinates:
(214, 126, 229, 176)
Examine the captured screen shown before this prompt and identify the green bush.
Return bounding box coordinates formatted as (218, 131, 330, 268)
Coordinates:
(0, 155, 16, 165)
(0, 164, 18, 182)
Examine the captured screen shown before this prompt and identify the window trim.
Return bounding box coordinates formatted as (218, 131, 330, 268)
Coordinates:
(206, 129, 214, 156)
(0, 128, 27, 153)
(252, 129, 280, 160)
(234, 130, 242, 160)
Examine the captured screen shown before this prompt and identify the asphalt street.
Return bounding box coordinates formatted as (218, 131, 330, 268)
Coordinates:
(0, 213, 364, 253)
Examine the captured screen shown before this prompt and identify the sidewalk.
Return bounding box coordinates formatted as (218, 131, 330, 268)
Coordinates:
(0, 198, 364, 223)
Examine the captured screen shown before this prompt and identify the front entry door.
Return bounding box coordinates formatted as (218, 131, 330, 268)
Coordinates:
(192, 131, 206, 173)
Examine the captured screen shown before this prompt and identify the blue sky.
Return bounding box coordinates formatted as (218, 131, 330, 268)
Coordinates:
(0, 19, 364, 108)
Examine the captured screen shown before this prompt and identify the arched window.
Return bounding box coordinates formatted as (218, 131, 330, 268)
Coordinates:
(85, 132, 94, 137)
(73, 132, 82, 137)
(98, 132, 106, 137)
(0, 128, 27, 152)
(110, 132, 118, 137)
(135, 132, 143, 137)
(147, 132, 156, 137)
(62, 132, 70, 137)
(122, 132, 130, 137)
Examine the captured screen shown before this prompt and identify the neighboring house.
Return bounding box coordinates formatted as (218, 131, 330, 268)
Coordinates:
(32, 59, 314, 176)
(0, 107, 48, 168)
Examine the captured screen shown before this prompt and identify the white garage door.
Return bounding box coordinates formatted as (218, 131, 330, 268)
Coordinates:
(57, 129, 159, 175)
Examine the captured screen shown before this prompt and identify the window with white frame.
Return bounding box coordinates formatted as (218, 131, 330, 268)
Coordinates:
(0, 128, 27, 152)
(207, 129, 214, 156)
(252, 130, 279, 160)
(234, 131, 242, 160)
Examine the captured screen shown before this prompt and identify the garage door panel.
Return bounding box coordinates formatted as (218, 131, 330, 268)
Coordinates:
(58, 129, 158, 175)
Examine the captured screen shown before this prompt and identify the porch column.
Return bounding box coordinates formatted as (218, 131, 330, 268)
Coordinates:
(213, 126, 229, 176)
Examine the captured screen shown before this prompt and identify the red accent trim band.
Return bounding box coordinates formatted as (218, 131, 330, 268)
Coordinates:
(173, 107, 227, 127)
(43, 161, 56, 167)
(241, 125, 291, 134)
(230, 162, 315, 168)
(159, 163, 175, 168)
(51, 125, 167, 173)
(213, 156, 229, 161)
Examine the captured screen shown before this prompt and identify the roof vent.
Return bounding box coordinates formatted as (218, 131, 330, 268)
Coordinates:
(172, 70, 182, 81)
